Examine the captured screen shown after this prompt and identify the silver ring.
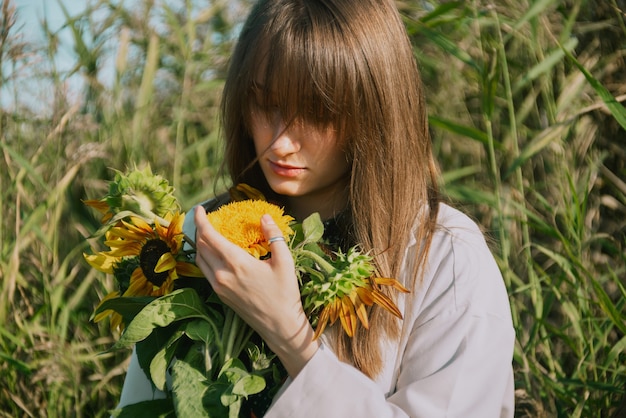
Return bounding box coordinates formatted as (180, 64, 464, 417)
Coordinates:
(267, 236, 286, 244)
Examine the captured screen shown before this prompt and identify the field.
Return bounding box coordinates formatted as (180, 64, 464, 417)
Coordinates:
(1, 0, 625, 416)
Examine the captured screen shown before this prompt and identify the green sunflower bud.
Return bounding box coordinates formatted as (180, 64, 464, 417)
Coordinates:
(105, 165, 180, 219)
(300, 247, 374, 314)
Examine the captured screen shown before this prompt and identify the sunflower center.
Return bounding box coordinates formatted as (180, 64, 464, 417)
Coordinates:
(140, 239, 171, 286)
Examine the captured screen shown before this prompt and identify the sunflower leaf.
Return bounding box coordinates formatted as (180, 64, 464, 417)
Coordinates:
(217, 358, 266, 409)
(149, 328, 185, 391)
(301, 213, 325, 244)
(110, 398, 175, 417)
(115, 288, 211, 349)
(170, 360, 211, 417)
(135, 324, 182, 385)
(94, 296, 154, 324)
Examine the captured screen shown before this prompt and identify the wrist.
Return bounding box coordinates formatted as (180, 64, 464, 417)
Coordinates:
(268, 320, 320, 378)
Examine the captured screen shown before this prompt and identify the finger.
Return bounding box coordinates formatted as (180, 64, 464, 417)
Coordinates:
(261, 214, 292, 263)
(193, 206, 238, 271)
(194, 206, 235, 252)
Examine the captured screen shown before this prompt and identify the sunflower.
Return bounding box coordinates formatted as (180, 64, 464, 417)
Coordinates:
(85, 212, 203, 329)
(300, 247, 409, 339)
(229, 183, 266, 202)
(84, 165, 179, 224)
(207, 200, 294, 259)
(92, 291, 124, 331)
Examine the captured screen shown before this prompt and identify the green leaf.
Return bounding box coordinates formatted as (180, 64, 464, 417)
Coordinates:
(563, 45, 626, 131)
(184, 312, 222, 344)
(0, 142, 48, 189)
(0, 351, 31, 374)
(111, 398, 176, 418)
(428, 115, 492, 147)
(504, 123, 568, 179)
(301, 213, 325, 244)
(419, 1, 464, 25)
(219, 358, 247, 382)
(587, 275, 626, 335)
(606, 335, 626, 367)
(135, 324, 183, 388)
(115, 288, 210, 349)
(182, 319, 223, 376)
(512, 37, 578, 94)
(408, 22, 479, 71)
(232, 374, 266, 397)
(203, 381, 231, 416)
(508, 0, 560, 35)
(150, 329, 185, 391)
(94, 296, 155, 324)
(171, 360, 210, 418)
(218, 358, 266, 408)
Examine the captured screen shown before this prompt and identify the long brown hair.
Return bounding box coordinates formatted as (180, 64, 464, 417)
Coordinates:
(221, 0, 440, 378)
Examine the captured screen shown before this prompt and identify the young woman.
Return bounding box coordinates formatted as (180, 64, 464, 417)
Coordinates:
(118, 0, 515, 416)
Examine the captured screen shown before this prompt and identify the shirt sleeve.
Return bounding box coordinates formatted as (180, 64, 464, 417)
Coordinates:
(116, 347, 167, 408)
(265, 212, 515, 418)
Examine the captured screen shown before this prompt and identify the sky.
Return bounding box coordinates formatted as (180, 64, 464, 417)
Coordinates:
(2, 0, 111, 112)
(12, 0, 88, 43)
(3, 0, 240, 113)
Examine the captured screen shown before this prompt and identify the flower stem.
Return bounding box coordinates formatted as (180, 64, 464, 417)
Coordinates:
(298, 249, 336, 275)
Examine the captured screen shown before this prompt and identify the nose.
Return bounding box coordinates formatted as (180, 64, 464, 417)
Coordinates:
(269, 119, 301, 155)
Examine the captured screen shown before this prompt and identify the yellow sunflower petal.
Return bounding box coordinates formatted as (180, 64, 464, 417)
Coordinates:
(124, 268, 151, 296)
(156, 212, 183, 245)
(156, 275, 176, 295)
(374, 277, 410, 293)
(154, 252, 177, 273)
(249, 243, 269, 259)
(350, 290, 369, 329)
(109, 312, 124, 331)
(176, 261, 204, 278)
(207, 200, 294, 258)
(329, 298, 342, 323)
(229, 183, 267, 201)
(84, 252, 117, 274)
(339, 296, 357, 337)
(105, 241, 143, 255)
(129, 216, 154, 232)
(370, 290, 403, 319)
(109, 224, 150, 241)
(356, 286, 375, 305)
(84, 199, 110, 214)
(313, 305, 331, 340)
(169, 212, 184, 233)
(93, 291, 120, 322)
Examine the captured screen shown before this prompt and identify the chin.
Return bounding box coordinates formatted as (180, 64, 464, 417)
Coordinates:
(267, 180, 303, 197)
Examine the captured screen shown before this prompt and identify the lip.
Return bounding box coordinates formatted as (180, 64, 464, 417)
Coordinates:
(268, 160, 305, 178)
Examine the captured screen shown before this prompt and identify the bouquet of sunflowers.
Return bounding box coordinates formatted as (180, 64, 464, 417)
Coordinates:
(84, 166, 407, 417)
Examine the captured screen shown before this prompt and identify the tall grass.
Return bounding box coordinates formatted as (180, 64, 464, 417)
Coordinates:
(1, 0, 624, 416)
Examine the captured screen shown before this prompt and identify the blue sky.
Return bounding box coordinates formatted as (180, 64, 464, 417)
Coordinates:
(3, 0, 109, 112)
(13, 0, 88, 42)
(3, 0, 240, 113)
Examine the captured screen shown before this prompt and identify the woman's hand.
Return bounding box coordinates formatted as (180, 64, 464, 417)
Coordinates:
(193, 206, 320, 377)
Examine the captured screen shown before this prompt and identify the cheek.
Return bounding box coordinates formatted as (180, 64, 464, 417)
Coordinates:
(318, 133, 348, 165)
(315, 143, 350, 177)
(250, 116, 271, 153)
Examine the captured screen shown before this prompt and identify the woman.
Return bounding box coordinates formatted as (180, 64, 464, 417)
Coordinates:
(118, 0, 515, 416)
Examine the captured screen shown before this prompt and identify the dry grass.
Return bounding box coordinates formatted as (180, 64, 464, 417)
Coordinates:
(1, 0, 624, 416)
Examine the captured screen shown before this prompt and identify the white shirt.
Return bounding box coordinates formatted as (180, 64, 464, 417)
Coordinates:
(117, 203, 515, 417)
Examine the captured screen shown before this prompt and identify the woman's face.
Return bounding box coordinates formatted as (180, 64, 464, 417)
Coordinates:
(249, 89, 351, 220)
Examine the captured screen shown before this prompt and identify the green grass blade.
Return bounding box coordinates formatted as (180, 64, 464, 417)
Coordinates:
(562, 43, 626, 131)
